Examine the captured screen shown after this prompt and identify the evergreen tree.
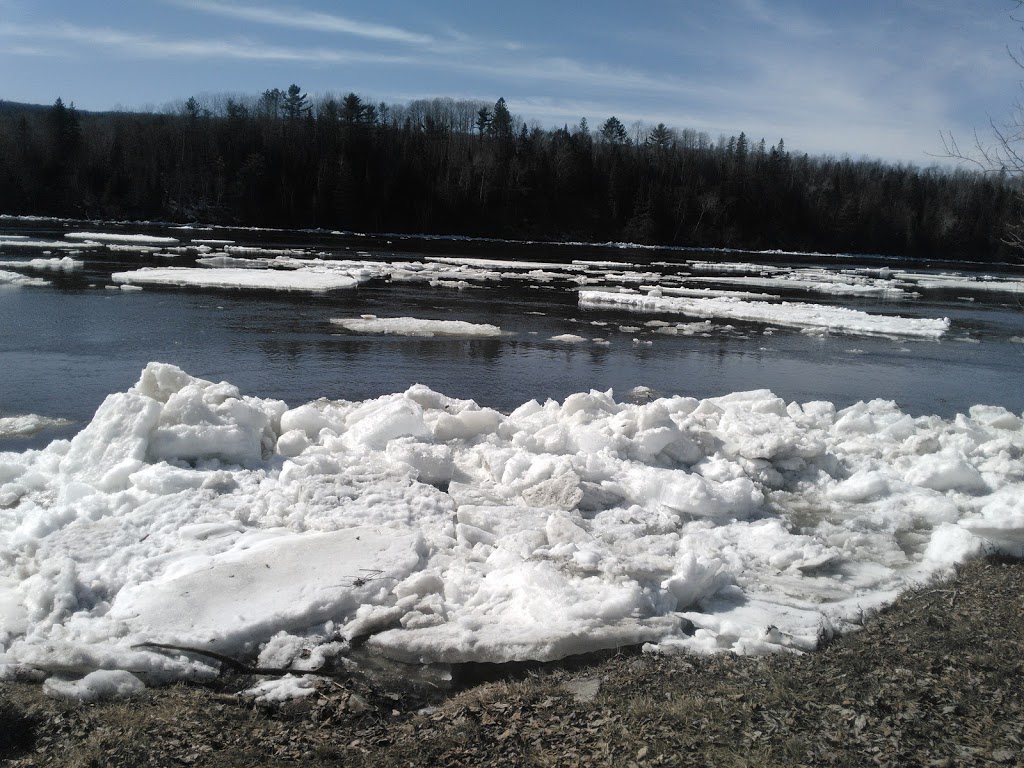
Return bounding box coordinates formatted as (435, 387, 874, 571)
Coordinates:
(258, 88, 284, 119)
(475, 106, 492, 138)
(282, 84, 309, 120)
(601, 116, 627, 144)
(490, 97, 513, 141)
(648, 123, 673, 149)
(341, 93, 364, 125)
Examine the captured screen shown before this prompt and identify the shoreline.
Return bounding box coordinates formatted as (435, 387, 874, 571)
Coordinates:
(3, 555, 1022, 767)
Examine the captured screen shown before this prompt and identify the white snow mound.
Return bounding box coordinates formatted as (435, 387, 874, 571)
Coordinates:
(1, 363, 1021, 695)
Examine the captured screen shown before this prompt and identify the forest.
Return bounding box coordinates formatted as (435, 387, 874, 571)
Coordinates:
(0, 88, 1020, 261)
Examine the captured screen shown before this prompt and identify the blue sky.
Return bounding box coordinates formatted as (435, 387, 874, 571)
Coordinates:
(0, 0, 1021, 164)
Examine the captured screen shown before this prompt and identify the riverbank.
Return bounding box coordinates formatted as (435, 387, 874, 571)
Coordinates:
(2, 555, 1022, 767)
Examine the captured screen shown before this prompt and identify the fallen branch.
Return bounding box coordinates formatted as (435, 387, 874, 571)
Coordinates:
(133, 641, 347, 679)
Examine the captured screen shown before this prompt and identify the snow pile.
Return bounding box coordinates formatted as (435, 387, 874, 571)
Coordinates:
(1, 364, 1021, 696)
(331, 317, 504, 337)
(579, 290, 950, 338)
(110, 267, 361, 292)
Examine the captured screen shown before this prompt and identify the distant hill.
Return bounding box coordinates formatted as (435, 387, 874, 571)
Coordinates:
(0, 100, 53, 115)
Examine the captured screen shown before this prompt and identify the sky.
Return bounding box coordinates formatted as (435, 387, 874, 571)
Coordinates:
(0, 0, 1022, 164)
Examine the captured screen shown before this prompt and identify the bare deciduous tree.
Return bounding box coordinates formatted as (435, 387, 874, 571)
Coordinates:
(941, 3, 1024, 248)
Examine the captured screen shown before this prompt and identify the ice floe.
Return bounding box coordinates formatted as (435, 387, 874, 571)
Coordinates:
(894, 272, 1024, 295)
(0, 237, 74, 250)
(684, 274, 913, 298)
(0, 257, 83, 270)
(65, 232, 180, 245)
(1, 363, 1021, 695)
(110, 267, 361, 292)
(331, 317, 504, 337)
(0, 270, 49, 288)
(578, 290, 950, 338)
(0, 414, 73, 438)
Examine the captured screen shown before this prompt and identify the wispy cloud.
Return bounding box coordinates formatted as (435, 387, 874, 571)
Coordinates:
(0, 21, 413, 64)
(733, 0, 834, 40)
(1, 43, 70, 58)
(460, 54, 728, 101)
(172, 0, 436, 47)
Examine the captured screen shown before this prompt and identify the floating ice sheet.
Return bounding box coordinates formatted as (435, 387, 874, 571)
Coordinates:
(426, 256, 579, 271)
(111, 267, 360, 292)
(894, 272, 1024, 295)
(0, 269, 49, 287)
(0, 237, 76, 250)
(684, 274, 913, 298)
(65, 232, 180, 245)
(0, 257, 83, 270)
(579, 290, 950, 338)
(331, 316, 504, 337)
(0, 414, 73, 438)
(1, 363, 1021, 695)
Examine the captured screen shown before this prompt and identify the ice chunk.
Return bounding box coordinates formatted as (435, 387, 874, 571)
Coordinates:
(331, 317, 503, 337)
(43, 670, 145, 702)
(1, 362, 1022, 693)
(66, 232, 179, 245)
(579, 290, 949, 338)
(0, 414, 73, 438)
(111, 267, 358, 292)
(0, 269, 49, 287)
(903, 451, 988, 493)
(111, 527, 425, 652)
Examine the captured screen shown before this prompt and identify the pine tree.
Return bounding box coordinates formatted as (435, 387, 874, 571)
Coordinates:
(601, 116, 627, 144)
(282, 84, 309, 120)
(490, 97, 513, 141)
(648, 123, 673, 150)
(475, 106, 492, 138)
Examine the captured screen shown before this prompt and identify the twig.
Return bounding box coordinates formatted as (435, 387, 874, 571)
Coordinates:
(133, 641, 348, 679)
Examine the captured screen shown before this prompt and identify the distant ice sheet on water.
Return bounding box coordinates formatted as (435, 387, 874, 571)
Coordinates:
(0, 414, 73, 438)
(65, 232, 180, 246)
(111, 267, 361, 292)
(0, 269, 49, 287)
(579, 290, 950, 338)
(0, 257, 83, 271)
(331, 316, 504, 337)
(1, 363, 1021, 698)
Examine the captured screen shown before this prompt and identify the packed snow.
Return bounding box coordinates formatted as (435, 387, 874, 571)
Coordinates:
(110, 267, 361, 292)
(579, 290, 950, 339)
(1, 363, 1021, 697)
(331, 317, 504, 337)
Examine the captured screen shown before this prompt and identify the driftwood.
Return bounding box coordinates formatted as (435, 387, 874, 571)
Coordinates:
(133, 641, 348, 679)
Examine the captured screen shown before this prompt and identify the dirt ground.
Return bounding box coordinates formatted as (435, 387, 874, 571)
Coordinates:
(2, 555, 1023, 767)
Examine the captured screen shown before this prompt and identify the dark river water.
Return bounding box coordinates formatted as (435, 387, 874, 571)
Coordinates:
(2, 219, 1023, 451)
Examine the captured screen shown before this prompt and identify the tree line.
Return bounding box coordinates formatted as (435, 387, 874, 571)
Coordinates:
(0, 89, 1019, 261)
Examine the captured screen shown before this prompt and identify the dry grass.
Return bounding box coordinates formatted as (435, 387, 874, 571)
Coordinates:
(3, 555, 1024, 767)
